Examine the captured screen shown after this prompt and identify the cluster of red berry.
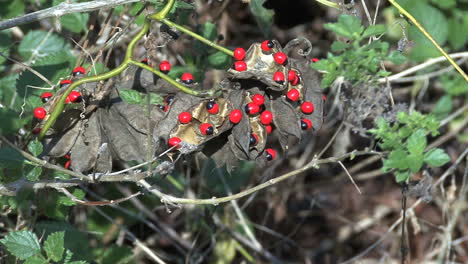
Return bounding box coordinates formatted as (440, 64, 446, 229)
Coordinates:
(32, 67, 86, 123)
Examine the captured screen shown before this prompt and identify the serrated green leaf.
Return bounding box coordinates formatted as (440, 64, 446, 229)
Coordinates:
(99, 245, 133, 264)
(24, 255, 47, 264)
(424, 148, 450, 167)
(28, 139, 43, 156)
(407, 129, 427, 154)
(250, 0, 274, 37)
(330, 41, 348, 52)
(0, 231, 41, 260)
(44, 231, 65, 262)
(147, 93, 164, 105)
(395, 171, 410, 183)
(18, 31, 69, 60)
(0, 146, 25, 169)
(201, 22, 217, 41)
(61, 13, 89, 33)
(362, 24, 386, 38)
(324, 15, 363, 39)
(207, 51, 232, 69)
(119, 90, 142, 104)
(25, 165, 42, 181)
(0, 30, 12, 66)
(0, 108, 29, 136)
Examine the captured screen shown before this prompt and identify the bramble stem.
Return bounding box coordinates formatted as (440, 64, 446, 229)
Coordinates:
(388, 0, 468, 82)
(151, 0, 175, 21)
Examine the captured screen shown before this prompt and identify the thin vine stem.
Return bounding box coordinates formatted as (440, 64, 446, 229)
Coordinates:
(157, 18, 234, 57)
(315, 0, 340, 9)
(388, 0, 468, 82)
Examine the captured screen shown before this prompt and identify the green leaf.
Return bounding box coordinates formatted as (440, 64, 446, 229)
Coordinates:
(44, 232, 65, 262)
(0, 0, 25, 19)
(407, 129, 427, 154)
(60, 13, 89, 33)
(0, 30, 12, 66)
(18, 31, 69, 60)
(395, 171, 410, 183)
(0, 108, 29, 136)
(432, 95, 452, 120)
(407, 152, 424, 173)
(447, 17, 468, 50)
(24, 255, 48, 264)
(330, 41, 349, 52)
(384, 150, 408, 171)
(199, 22, 217, 42)
(249, 0, 275, 37)
(25, 165, 42, 181)
(440, 74, 468, 96)
(324, 15, 364, 39)
(27, 139, 43, 157)
(147, 93, 164, 105)
(0, 146, 25, 169)
(119, 90, 142, 105)
(362, 24, 386, 38)
(99, 246, 133, 264)
(58, 188, 85, 206)
(207, 51, 232, 69)
(0, 231, 41, 260)
(387, 50, 406, 65)
(424, 148, 450, 167)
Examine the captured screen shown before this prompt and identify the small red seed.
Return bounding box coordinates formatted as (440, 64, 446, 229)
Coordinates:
(273, 71, 285, 84)
(261, 40, 274, 51)
(168, 137, 182, 148)
(34, 107, 47, 119)
(286, 89, 300, 102)
(41, 92, 53, 103)
(72, 67, 86, 76)
(301, 101, 314, 114)
(265, 125, 273, 134)
(260, 110, 273, 125)
(312, 58, 319, 63)
(229, 109, 243, 124)
(32, 127, 41, 135)
(233, 48, 246, 60)
(252, 94, 265, 106)
(301, 118, 313, 130)
(200, 123, 214, 135)
(250, 133, 258, 146)
(181, 73, 194, 84)
(159, 61, 171, 73)
(60, 79, 72, 88)
(65, 160, 71, 169)
(67, 91, 81, 103)
(245, 103, 260, 115)
(178, 112, 192, 124)
(234, 61, 247, 72)
(273, 52, 287, 65)
(206, 101, 219, 115)
(288, 70, 297, 82)
(266, 148, 276, 161)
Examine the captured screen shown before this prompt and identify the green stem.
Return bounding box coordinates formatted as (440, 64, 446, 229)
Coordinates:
(159, 18, 234, 57)
(315, 0, 340, 9)
(38, 22, 151, 140)
(388, 0, 468, 82)
(151, 0, 175, 21)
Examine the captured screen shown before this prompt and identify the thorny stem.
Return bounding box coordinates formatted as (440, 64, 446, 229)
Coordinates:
(388, 0, 468, 82)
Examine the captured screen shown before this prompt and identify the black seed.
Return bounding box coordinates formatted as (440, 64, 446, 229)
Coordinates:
(266, 153, 273, 161)
(275, 80, 285, 85)
(158, 105, 165, 111)
(205, 126, 214, 135)
(206, 100, 215, 110)
(267, 40, 274, 48)
(301, 120, 308, 130)
(165, 95, 174, 104)
(182, 79, 193, 85)
(250, 134, 257, 145)
(42, 97, 50, 103)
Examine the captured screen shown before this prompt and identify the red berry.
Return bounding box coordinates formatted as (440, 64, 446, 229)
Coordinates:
(266, 148, 276, 161)
(265, 125, 273, 134)
(288, 70, 297, 81)
(60, 79, 72, 88)
(200, 123, 214, 135)
(290, 76, 299, 85)
(261, 40, 274, 51)
(72, 67, 86, 76)
(168, 137, 182, 148)
(141, 58, 149, 65)
(178, 112, 192, 124)
(301, 101, 314, 114)
(301, 118, 312, 130)
(286, 89, 300, 102)
(234, 61, 247, 72)
(273, 71, 285, 84)
(229, 109, 243, 124)
(181, 73, 194, 84)
(252, 94, 265, 106)
(260, 110, 273, 125)
(159, 61, 171, 74)
(65, 160, 71, 169)
(165, 95, 174, 104)
(273, 52, 287, 65)
(233, 48, 246, 60)
(206, 100, 219, 114)
(34, 107, 47, 119)
(250, 133, 258, 146)
(245, 103, 260, 115)
(67, 91, 82, 103)
(312, 58, 319, 63)
(41, 92, 53, 103)
(32, 127, 41, 135)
